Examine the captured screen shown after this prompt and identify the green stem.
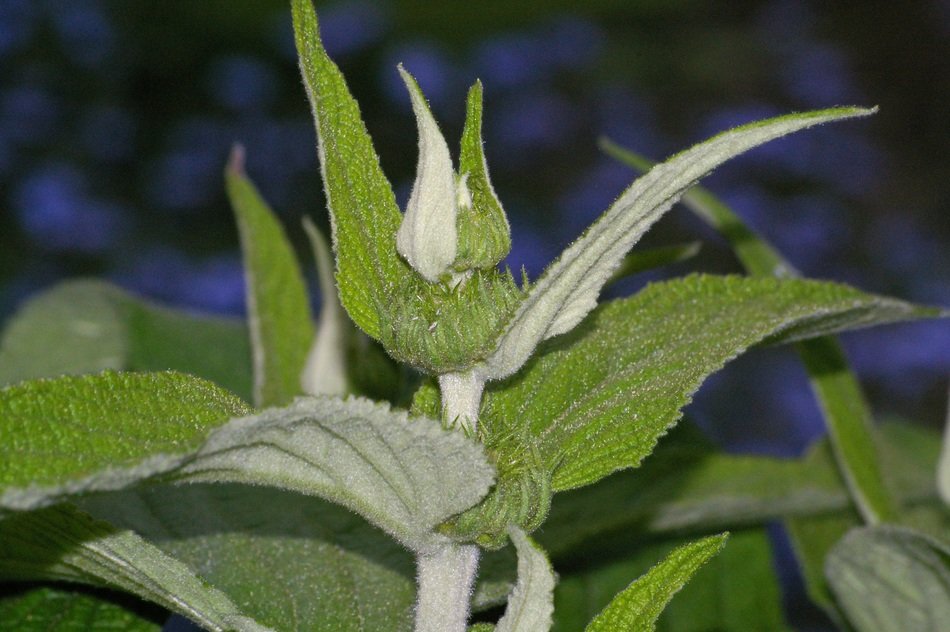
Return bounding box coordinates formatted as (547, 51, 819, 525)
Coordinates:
(438, 369, 485, 434)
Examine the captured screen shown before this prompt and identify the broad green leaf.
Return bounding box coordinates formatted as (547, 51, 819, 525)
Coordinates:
(0, 505, 269, 632)
(80, 483, 418, 632)
(301, 218, 348, 396)
(0, 281, 125, 385)
(601, 141, 914, 523)
(169, 396, 494, 553)
(785, 512, 854, 625)
(0, 280, 252, 400)
(481, 107, 875, 381)
(495, 528, 555, 632)
(0, 585, 161, 631)
(584, 534, 727, 632)
(226, 147, 314, 407)
(540, 421, 942, 558)
(455, 80, 511, 271)
(0, 371, 250, 513)
(395, 65, 458, 282)
(480, 274, 937, 501)
(292, 0, 409, 339)
(826, 526, 950, 632)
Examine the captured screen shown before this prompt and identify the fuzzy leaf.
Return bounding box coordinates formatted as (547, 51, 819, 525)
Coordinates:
(481, 274, 938, 498)
(540, 421, 942, 557)
(292, 0, 409, 338)
(482, 107, 875, 380)
(0, 586, 161, 631)
(826, 526, 950, 632)
(226, 147, 314, 407)
(396, 66, 458, 282)
(552, 530, 786, 632)
(171, 396, 494, 553)
(80, 484, 418, 632)
(0, 505, 269, 632)
(301, 218, 349, 396)
(455, 80, 511, 271)
(602, 140, 918, 523)
(584, 534, 727, 632)
(495, 528, 555, 632)
(0, 280, 252, 400)
(0, 371, 250, 513)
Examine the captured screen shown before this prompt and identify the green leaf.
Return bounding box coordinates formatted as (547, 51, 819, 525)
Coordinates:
(495, 528, 555, 632)
(481, 274, 936, 501)
(654, 529, 788, 631)
(301, 218, 349, 396)
(0, 585, 161, 631)
(481, 107, 876, 381)
(80, 483, 418, 632)
(292, 0, 409, 339)
(541, 421, 943, 558)
(584, 534, 727, 632)
(0, 505, 270, 632)
(600, 141, 924, 524)
(0, 371, 250, 513)
(0, 280, 252, 400)
(169, 396, 495, 553)
(825, 526, 950, 632)
(226, 147, 314, 407)
(454, 80, 511, 271)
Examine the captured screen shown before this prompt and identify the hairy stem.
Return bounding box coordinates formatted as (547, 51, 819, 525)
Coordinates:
(438, 369, 485, 434)
(414, 542, 481, 632)
(412, 369, 488, 632)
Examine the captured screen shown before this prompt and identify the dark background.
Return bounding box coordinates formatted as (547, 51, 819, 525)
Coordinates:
(1, 0, 948, 628)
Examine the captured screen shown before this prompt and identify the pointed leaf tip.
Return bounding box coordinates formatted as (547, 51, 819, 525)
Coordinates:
(396, 65, 458, 282)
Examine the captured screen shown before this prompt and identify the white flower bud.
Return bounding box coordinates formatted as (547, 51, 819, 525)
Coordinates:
(396, 65, 458, 283)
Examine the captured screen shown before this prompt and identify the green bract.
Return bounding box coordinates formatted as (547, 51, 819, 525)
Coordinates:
(1, 1, 948, 630)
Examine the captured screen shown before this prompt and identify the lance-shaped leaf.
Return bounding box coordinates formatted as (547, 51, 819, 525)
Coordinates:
(825, 526, 950, 632)
(481, 107, 876, 381)
(600, 140, 926, 523)
(584, 533, 727, 632)
(79, 483, 419, 632)
(481, 274, 938, 496)
(396, 65, 458, 282)
(457, 276, 940, 544)
(495, 527, 555, 632)
(0, 586, 161, 632)
(301, 218, 348, 396)
(553, 530, 786, 632)
(539, 421, 943, 558)
(0, 371, 250, 514)
(226, 146, 314, 408)
(0, 505, 270, 632)
(292, 0, 409, 338)
(171, 396, 495, 553)
(454, 80, 511, 271)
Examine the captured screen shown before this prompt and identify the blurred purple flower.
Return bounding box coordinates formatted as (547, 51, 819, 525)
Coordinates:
(15, 164, 129, 253)
(207, 55, 279, 113)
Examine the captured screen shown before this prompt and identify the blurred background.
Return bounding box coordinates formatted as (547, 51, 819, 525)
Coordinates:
(2, 0, 949, 456)
(0, 0, 948, 628)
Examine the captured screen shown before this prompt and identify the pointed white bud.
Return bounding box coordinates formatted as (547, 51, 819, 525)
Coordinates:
(396, 65, 458, 282)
